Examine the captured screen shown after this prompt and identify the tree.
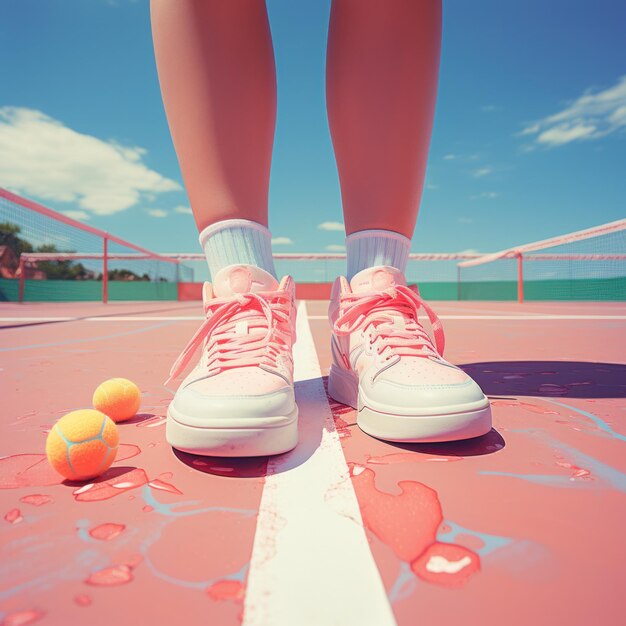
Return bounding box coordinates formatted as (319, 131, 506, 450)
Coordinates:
(0, 222, 34, 257)
(34, 244, 92, 280)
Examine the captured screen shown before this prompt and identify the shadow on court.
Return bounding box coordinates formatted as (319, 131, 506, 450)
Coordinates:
(460, 360, 626, 398)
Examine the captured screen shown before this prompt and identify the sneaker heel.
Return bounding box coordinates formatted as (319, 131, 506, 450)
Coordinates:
(328, 364, 358, 409)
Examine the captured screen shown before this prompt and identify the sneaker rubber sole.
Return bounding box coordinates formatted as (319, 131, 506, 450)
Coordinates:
(328, 364, 492, 443)
(166, 404, 298, 457)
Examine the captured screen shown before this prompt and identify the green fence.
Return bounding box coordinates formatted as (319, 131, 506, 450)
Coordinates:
(1, 277, 624, 302)
(0, 279, 177, 302)
(458, 276, 626, 301)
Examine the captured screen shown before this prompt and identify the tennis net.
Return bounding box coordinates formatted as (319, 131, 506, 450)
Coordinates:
(457, 219, 626, 301)
(0, 188, 187, 302)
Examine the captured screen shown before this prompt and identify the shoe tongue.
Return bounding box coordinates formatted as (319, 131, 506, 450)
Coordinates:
(212, 264, 279, 298)
(349, 265, 407, 293)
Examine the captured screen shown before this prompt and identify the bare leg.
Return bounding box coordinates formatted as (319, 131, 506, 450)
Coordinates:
(150, 0, 276, 231)
(326, 0, 442, 239)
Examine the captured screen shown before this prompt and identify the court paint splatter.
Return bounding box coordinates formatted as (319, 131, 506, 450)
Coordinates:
(206, 579, 245, 602)
(74, 594, 92, 607)
(547, 399, 626, 442)
(88, 523, 126, 541)
(4, 508, 23, 524)
(0, 609, 45, 626)
(19, 494, 53, 507)
(148, 479, 183, 495)
(0, 454, 63, 489)
(73, 468, 149, 502)
(412, 543, 480, 587)
(85, 564, 134, 587)
(114, 444, 142, 462)
(348, 465, 480, 589)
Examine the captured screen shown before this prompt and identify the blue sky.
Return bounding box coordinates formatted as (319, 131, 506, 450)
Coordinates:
(0, 0, 624, 256)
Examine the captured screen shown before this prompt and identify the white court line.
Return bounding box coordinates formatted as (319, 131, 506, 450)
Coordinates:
(242, 302, 396, 626)
(1, 314, 626, 323)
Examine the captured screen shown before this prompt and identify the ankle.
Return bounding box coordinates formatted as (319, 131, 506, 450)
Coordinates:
(200, 219, 277, 280)
(345, 229, 411, 280)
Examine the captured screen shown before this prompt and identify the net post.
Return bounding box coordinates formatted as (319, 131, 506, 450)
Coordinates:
(18, 255, 25, 303)
(103, 236, 109, 304)
(517, 253, 524, 303)
(457, 266, 461, 300)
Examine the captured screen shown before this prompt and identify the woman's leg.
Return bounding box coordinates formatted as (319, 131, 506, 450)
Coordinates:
(326, 0, 442, 278)
(151, 0, 277, 277)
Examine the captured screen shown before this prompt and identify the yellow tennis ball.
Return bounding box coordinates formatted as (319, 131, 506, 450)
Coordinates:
(92, 377, 141, 423)
(46, 410, 119, 481)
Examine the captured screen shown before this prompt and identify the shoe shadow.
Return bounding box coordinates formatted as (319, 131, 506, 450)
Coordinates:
(382, 428, 506, 457)
(173, 377, 326, 478)
(459, 361, 626, 399)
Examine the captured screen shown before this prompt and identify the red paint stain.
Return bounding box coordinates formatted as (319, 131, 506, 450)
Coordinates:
(73, 468, 149, 502)
(148, 479, 182, 495)
(0, 454, 63, 489)
(85, 564, 133, 587)
(1, 610, 45, 626)
(411, 542, 480, 587)
(206, 579, 245, 602)
(4, 508, 23, 524)
(88, 523, 126, 541)
(491, 400, 558, 415)
(114, 444, 141, 462)
(349, 466, 441, 562)
(74, 594, 92, 607)
(332, 415, 353, 439)
(349, 465, 480, 588)
(19, 494, 53, 507)
(142, 505, 154, 513)
(555, 454, 593, 480)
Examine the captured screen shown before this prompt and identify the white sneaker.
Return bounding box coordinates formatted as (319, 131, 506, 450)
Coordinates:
(166, 264, 298, 456)
(328, 266, 492, 442)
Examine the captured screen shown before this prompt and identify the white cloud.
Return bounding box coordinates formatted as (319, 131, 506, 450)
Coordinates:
(472, 167, 493, 178)
(317, 221, 344, 232)
(0, 107, 181, 216)
(537, 124, 596, 146)
(521, 75, 626, 147)
(173, 205, 192, 214)
(443, 154, 456, 160)
(481, 105, 502, 112)
(470, 191, 499, 200)
(147, 209, 168, 218)
(326, 244, 346, 252)
(62, 210, 90, 221)
(271, 236, 293, 245)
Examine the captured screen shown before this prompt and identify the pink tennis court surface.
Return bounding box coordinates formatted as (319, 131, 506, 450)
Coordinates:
(2, 299, 625, 625)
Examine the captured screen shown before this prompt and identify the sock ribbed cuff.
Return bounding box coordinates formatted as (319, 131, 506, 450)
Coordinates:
(199, 219, 277, 280)
(346, 229, 411, 280)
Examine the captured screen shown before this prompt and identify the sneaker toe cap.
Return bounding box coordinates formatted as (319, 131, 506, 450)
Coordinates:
(362, 361, 488, 413)
(169, 372, 295, 427)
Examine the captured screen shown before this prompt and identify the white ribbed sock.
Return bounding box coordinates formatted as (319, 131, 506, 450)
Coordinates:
(199, 219, 277, 279)
(346, 229, 411, 280)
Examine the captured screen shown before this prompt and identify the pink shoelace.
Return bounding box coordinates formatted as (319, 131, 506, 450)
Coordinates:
(333, 285, 445, 360)
(165, 289, 293, 385)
